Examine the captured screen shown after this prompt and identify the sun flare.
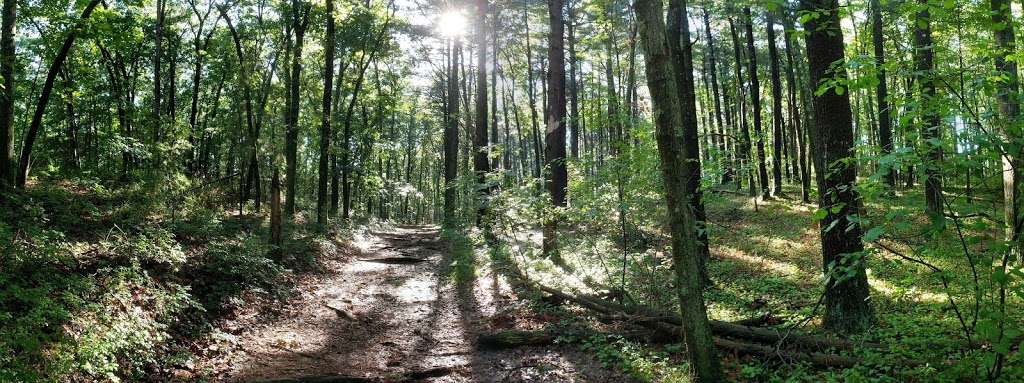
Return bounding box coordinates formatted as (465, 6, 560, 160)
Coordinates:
(437, 10, 467, 38)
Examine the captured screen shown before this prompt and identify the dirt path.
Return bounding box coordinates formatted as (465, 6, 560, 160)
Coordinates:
(199, 226, 633, 382)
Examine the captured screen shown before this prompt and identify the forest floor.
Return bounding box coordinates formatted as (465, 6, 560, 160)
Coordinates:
(192, 225, 634, 382)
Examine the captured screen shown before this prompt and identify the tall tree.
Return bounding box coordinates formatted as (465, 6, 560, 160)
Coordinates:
(781, 10, 809, 202)
(568, 0, 580, 159)
(989, 0, 1021, 250)
(729, 18, 754, 195)
(153, 0, 166, 147)
(635, 0, 723, 380)
(766, 11, 785, 197)
(317, 0, 336, 225)
(0, 0, 13, 187)
(870, 0, 895, 190)
(443, 38, 461, 226)
(702, 5, 729, 184)
(543, 0, 567, 257)
(667, 0, 709, 281)
(744, 7, 770, 199)
(800, 0, 874, 333)
(474, 0, 491, 227)
(16, 0, 102, 187)
(912, 0, 943, 217)
(286, 0, 310, 216)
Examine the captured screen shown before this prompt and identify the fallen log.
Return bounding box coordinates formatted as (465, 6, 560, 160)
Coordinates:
(253, 366, 463, 383)
(358, 257, 427, 264)
(478, 329, 555, 349)
(540, 285, 880, 352)
(476, 327, 861, 368)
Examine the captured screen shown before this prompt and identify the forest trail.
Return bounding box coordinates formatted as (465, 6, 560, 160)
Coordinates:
(198, 226, 633, 382)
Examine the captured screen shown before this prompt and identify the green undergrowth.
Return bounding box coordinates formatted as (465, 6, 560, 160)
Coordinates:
(483, 175, 1024, 382)
(0, 178, 349, 382)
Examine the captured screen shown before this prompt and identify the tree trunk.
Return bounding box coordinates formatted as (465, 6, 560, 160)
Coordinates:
(443, 38, 461, 227)
(285, 0, 309, 217)
(870, 0, 895, 191)
(318, 0, 335, 226)
(0, 0, 14, 187)
(634, 0, 724, 380)
(766, 12, 785, 197)
(16, 0, 102, 188)
(153, 0, 165, 148)
(219, 5, 259, 212)
(543, 0, 567, 258)
(729, 18, 754, 195)
(667, 0, 709, 283)
(781, 12, 810, 203)
(702, 7, 729, 185)
(474, 0, 491, 228)
(912, 0, 943, 218)
(743, 8, 770, 200)
(989, 0, 1022, 254)
(568, 2, 580, 160)
(800, 0, 874, 333)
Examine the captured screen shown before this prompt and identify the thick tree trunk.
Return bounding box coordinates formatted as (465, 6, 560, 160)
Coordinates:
(667, 0, 709, 282)
(543, 0, 567, 257)
(800, 0, 874, 333)
(16, 0, 102, 188)
(634, 0, 724, 380)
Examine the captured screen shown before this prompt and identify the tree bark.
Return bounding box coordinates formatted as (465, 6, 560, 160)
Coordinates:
(667, 0, 709, 282)
(543, 0, 567, 258)
(634, 0, 724, 380)
(800, 0, 874, 333)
